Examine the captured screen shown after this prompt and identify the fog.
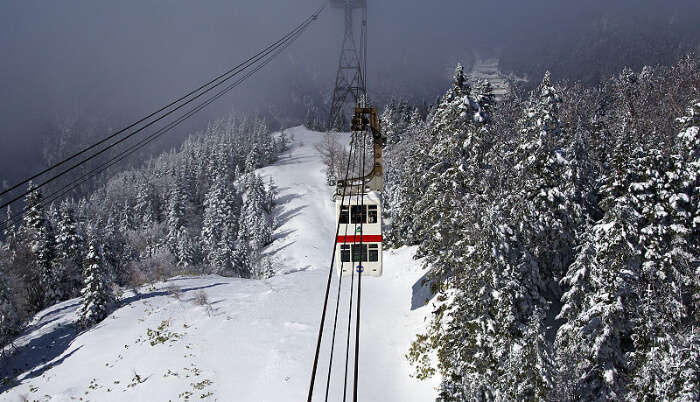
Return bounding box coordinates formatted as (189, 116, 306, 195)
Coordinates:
(1, 0, 699, 186)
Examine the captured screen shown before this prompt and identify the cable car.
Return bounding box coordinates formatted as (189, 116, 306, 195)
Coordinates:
(336, 192, 382, 277)
(334, 106, 386, 277)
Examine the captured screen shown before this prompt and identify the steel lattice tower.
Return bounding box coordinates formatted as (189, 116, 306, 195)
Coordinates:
(328, 0, 367, 131)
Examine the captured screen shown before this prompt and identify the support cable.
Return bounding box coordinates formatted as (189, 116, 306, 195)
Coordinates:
(323, 135, 358, 402)
(0, 9, 317, 231)
(352, 128, 368, 402)
(307, 125, 358, 402)
(341, 133, 364, 402)
(0, 2, 327, 211)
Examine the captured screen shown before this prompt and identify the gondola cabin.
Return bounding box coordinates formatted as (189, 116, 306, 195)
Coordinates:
(335, 192, 382, 277)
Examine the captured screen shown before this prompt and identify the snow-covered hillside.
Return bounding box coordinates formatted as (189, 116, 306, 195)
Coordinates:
(1, 126, 439, 401)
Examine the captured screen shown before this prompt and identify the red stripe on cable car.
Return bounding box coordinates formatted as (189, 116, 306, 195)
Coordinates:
(336, 235, 382, 243)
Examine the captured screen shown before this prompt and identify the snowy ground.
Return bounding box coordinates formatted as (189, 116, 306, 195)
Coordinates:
(1, 126, 440, 401)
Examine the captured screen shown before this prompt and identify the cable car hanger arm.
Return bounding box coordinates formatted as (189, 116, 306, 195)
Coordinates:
(336, 106, 386, 196)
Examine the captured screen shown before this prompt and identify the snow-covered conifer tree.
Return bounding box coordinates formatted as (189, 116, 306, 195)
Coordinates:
(245, 143, 261, 173)
(165, 182, 187, 259)
(175, 228, 195, 268)
(511, 71, 581, 300)
(503, 307, 555, 401)
(473, 79, 496, 119)
(22, 184, 60, 311)
(238, 174, 272, 252)
(625, 100, 700, 400)
(380, 103, 399, 144)
(452, 63, 467, 97)
(407, 107, 423, 135)
(412, 63, 487, 280)
(2, 207, 17, 255)
(556, 144, 646, 400)
(77, 233, 114, 328)
(119, 200, 133, 232)
(103, 212, 130, 286)
(232, 239, 252, 278)
(0, 267, 20, 348)
(265, 177, 277, 214)
(134, 181, 155, 228)
(201, 173, 241, 271)
(55, 201, 84, 298)
(273, 130, 286, 156)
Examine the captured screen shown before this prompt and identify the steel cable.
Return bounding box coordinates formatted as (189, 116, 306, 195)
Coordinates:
(0, 2, 327, 211)
(323, 134, 359, 402)
(0, 4, 323, 231)
(307, 128, 359, 401)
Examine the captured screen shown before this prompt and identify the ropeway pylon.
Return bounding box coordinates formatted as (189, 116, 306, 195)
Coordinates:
(328, 0, 367, 131)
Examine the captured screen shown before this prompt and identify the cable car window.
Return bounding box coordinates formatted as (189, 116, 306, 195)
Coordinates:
(340, 245, 351, 262)
(367, 205, 378, 224)
(368, 244, 379, 262)
(339, 205, 349, 224)
(351, 244, 367, 262)
(351, 205, 367, 224)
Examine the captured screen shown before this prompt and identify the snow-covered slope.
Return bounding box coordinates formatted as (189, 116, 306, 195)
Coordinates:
(1, 126, 439, 401)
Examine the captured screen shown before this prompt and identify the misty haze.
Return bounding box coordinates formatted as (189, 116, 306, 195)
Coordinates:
(1, 1, 699, 401)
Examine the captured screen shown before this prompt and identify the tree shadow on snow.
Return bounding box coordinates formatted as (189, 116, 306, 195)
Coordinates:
(270, 229, 295, 244)
(275, 192, 302, 205)
(0, 322, 82, 393)
(39, 302, 80, 321)
(120, 282, 227, 305)
(276, 205, 307, 227)
(0, 283, 228, 393)
(281, 265, 312, 275)
(19, 316, 64, 339)
(411, 270, 436, 311)
(272, 155, 311, 166)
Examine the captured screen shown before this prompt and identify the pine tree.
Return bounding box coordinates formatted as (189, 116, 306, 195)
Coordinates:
(412, 63, 488, 280)
(511, 71, 581, 301)
(77, 234, 115, 328)
(119, 200, 133, 232)
(556, 149, 645, 401)
(0, 267, 20, 348)
(238, 174, 272, 253)
(166, 181, 187, 259)
(387, 127, 432, 246)
(380, 103, 400, 144)
(407, 107, 423, 135)
(676, 99, 700, 317)
(625, 100, 700, 400)
(245, 143, 261, 173)
(232, 239, 253, 278)
(55, 201, 84, 298)
(452, 63, 467, 97)
(103, 213, 129, 286)
(201, 173, 241, 270)
(275, 129, 290, 155)
(503, 307, 555, 401)
(134, 181, 155, 228)
(406, 66, 558, 400)
(175, 227, 195, 268)
(2, 207, 17, 256)
(22, 184, 60, 310)
(265, 176, 277, 214)
(473, 79, 496, 119)
(253, 255, 274, 279)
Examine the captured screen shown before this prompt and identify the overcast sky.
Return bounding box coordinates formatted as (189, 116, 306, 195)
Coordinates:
(1, 0, 699, 184)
